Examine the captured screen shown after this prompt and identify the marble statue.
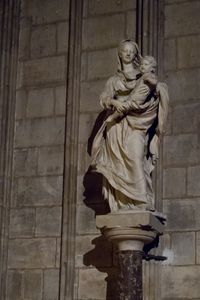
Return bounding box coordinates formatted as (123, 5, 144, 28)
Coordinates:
(91, 39, 169, 212)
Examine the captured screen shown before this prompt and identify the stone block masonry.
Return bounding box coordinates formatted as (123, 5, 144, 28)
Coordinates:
(30, 25, 56, 58)
(161, 266, 200, 298)
(15, 118, 65, 147)
(22, 56, 66, 87)
(82, 14, 125, 50)
(78, 269, 107, 299)
(165, 1, 200, 37)
(13, 176, 63, 207)
(161, 0, 200, 298)
(21, 0, 69, 25)
(27, 88, 54, 118)
(87, 0, 136, 15)
(170, 232, 195, 265)
(6, 0, 69, 299)
(87, 48, 117, 80)
(8, 238, 57, 269)
(5, 0, 200, 299)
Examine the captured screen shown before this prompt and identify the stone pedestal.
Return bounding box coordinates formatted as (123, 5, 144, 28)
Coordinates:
(96, 211, 165, 300)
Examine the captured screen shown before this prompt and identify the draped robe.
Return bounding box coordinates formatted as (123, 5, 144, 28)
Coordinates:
(91, 71, 169, 212)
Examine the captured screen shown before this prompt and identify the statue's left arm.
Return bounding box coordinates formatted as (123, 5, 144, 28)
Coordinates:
(121, 74, 158, 112)
(149, 82, 169, 165)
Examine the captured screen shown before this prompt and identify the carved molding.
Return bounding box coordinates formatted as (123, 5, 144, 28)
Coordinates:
(0, 0, 21, 298)
(59, 1, 83, 299)
(136, 0, 164, 66)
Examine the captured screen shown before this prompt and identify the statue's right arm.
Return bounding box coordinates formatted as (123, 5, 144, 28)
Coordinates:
(121, 85, 150, 112)
(99, 77, 115, 109)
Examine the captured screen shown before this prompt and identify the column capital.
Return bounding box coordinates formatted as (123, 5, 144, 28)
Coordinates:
(96, 211, 165, 251)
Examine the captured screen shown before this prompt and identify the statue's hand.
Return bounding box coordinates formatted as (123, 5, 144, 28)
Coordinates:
(111, 100, 125, 113)
(152, 154, 158, 165)
(143, 73, 157, 86)
(100, 96, 112, 109)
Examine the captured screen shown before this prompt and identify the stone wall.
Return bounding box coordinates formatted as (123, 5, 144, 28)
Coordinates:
(6, 0, 69, 299)
(161, 0, 200, 299)
(2, 0, 200, 299)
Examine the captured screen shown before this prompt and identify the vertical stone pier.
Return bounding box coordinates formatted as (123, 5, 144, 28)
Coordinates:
(96, 211, 165, 300)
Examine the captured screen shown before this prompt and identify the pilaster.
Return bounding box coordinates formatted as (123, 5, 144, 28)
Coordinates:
(60, 0, 83, 299)
(0, 0, 21, 298)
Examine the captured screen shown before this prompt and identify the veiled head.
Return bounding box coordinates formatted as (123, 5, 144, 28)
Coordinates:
(118, 39, 142, 69)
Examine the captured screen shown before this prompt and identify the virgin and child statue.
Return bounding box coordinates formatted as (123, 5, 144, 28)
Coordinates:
(90, 39, 169, 213)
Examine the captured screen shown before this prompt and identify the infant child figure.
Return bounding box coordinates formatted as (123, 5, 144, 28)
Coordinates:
(106, 56, 158, 122)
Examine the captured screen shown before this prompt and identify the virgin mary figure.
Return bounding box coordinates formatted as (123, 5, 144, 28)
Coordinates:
(90, 40, 169, 212)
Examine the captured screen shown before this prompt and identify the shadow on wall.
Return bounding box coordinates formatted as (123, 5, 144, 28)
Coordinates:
(83, 109, 111, 215)
(83, 236, 118, 300)
(87, 109, 111, 157)
(83, 170, 110, 215)
(81, 111, 119, 299)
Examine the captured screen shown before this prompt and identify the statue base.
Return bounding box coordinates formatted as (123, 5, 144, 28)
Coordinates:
(96, 211, 166, 300)
(96, 210, 165, 251)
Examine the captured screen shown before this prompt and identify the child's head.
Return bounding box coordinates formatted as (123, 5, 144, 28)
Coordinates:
(140, 56, 157, 74)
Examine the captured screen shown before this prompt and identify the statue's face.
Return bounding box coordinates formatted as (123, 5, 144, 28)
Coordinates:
(120, 43, 136, 64)
(140, 59, 154, 74)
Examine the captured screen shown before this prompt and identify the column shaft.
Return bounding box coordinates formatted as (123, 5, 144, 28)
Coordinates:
(117, 250, 143, 300)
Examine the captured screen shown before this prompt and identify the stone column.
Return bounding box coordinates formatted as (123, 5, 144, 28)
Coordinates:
(117, 250, 143, 300)
(96, 211, 165, 300)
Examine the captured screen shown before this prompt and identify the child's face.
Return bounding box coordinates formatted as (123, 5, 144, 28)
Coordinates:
(140, 59, 154, 74)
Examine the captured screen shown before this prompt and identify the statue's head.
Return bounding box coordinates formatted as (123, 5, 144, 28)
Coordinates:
(117, 39, 142, 70)
(140, 56, 157, 74)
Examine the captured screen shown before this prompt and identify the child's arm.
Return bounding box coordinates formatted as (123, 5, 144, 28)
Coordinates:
(143, 73, 158, 87)
(110, 99, 125, 113)
(121, 73, 158, 112)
